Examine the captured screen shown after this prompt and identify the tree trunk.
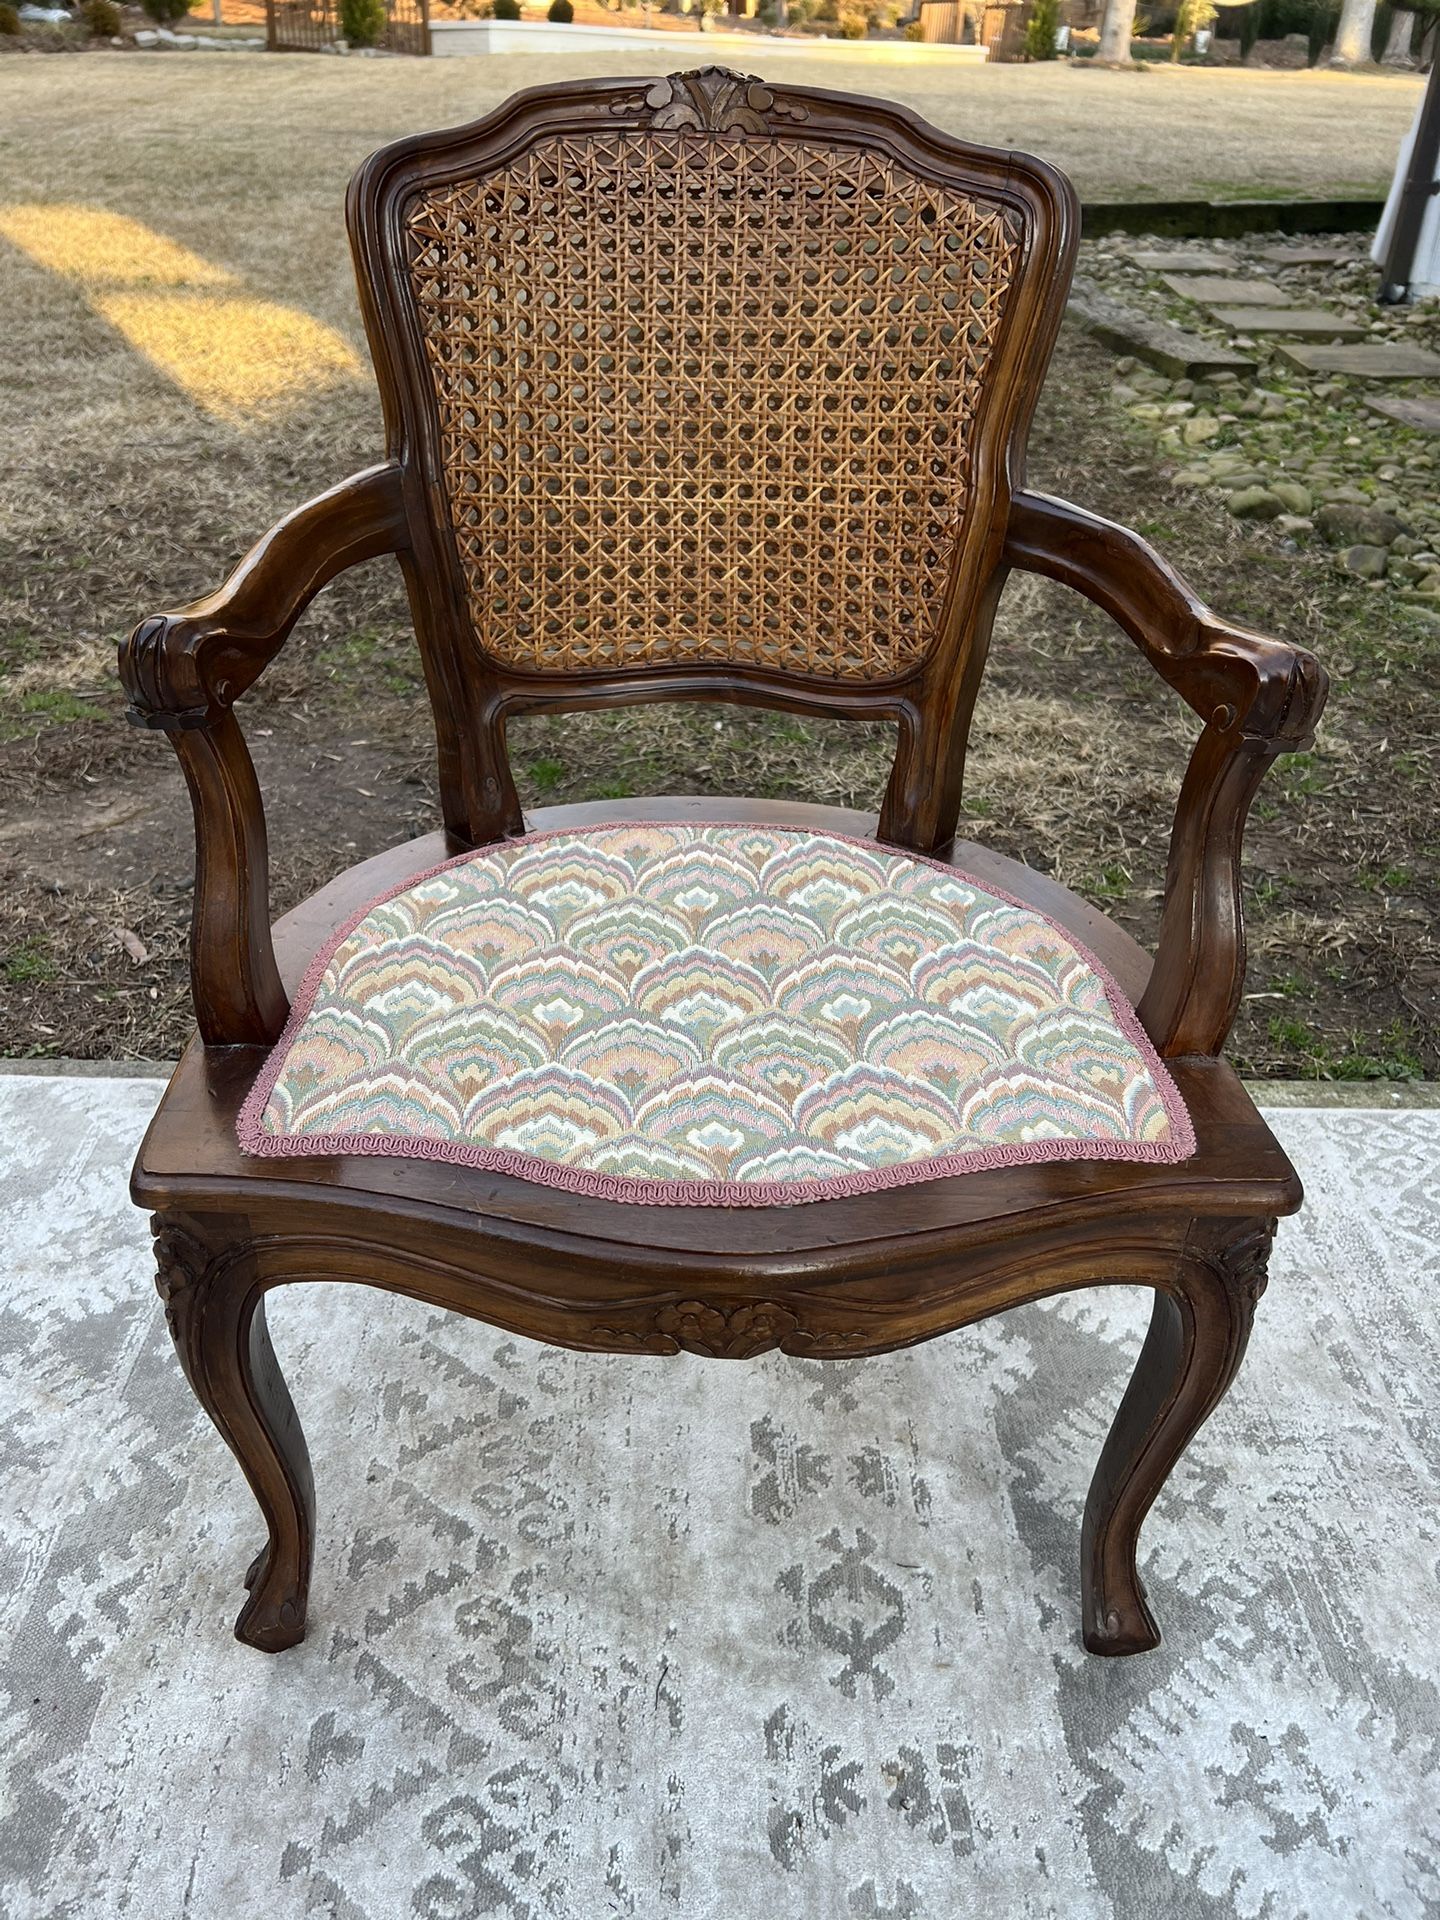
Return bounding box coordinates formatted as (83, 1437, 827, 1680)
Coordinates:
(1098, 0, 1137, 62)
(1381, 5, 1413, 63)
(1329, 0, 1377, 65)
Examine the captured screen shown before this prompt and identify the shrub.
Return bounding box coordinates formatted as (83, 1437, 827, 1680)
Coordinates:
(546, 0, 573, 18)
(340, 0, 386, 40)
(837, 7, 866, 29)
(1217, 0, 1339, 58)
(0, 2, 19, 29)
(493, 0, 520, 15)
(140, 0, 197, 23)
(1024, 0, 1061, 55)
(83, 0, 122, 30)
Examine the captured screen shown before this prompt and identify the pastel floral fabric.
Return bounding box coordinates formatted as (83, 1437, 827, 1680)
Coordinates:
(239, 824, 1194, 1205)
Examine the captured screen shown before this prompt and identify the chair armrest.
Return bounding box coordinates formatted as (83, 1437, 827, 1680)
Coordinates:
(117, 465, 411, 1049)
(120, 463, 410, 731)
(1003, 489, 1328, 1058)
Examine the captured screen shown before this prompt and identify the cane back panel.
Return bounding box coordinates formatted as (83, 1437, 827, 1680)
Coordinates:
(355, 70, 1076, 688)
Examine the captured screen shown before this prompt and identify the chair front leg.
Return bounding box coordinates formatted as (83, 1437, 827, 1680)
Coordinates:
(1082, 1216, 1275, 1656)
(152, 1215, 315, 1653)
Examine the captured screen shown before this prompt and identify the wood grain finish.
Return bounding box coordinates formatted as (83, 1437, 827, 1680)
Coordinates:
(120, 71, 1322, 1660)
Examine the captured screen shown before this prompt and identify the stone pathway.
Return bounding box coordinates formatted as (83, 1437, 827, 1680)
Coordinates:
(1276, 340, 1440, 379)
(1073, 230, 1440, 610)
(1160, 274, 1294, 306)
(1211, 307, 1366, 340)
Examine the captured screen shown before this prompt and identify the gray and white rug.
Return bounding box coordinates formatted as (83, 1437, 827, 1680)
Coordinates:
(1, 1074, 1436, 1919)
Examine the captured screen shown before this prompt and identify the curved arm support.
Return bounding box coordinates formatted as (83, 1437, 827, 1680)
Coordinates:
(1004, 490, 1328, 1056)
(119, 464, 410, 731)
(1004, 490, 1326, 743)
(118, 465, 411, 1047)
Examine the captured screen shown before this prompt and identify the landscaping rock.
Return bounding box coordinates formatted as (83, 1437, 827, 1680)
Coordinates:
(1275, 514, 1314, 535)
(1182, 413, 1221, 445)
(1339, 544, 1390, 579)
(133, 26, 156, 41)
(1269, 481, 1313, 516)
(1315, 503, 1408, 548)
(1227, 487, 1283, 520)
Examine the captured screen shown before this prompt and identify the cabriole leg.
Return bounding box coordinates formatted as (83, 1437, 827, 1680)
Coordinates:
(1081, 1218, 1275, 1657)
(152, 1216, 315, 1653)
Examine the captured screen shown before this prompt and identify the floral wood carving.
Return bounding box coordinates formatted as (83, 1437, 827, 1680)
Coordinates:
(587, 1299, 882, 1359)
(1194, 1216, 1277, 1314)
(151, 1216, 212, 1342)
(1221, 1218, 1276, 1311)
(610, 67, 809, 136)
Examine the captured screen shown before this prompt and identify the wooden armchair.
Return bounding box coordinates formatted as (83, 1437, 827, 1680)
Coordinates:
(120, 69, 1326, 1660)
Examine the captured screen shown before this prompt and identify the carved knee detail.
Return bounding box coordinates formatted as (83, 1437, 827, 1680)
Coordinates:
(151, 1215, 217, 1343)
(1187, 1214, 1277, 1321)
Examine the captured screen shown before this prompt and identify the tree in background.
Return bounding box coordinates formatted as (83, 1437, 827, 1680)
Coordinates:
(1220, 0, 1342, 64)
(1330, 0, 1376, 60)
(1098, 0, 1139, 59)
(1375, 0, 1438, 58)
(1025, 0, 1062, 53)
(1171, 0, 1217, 52)
(339, 0, 385, 38)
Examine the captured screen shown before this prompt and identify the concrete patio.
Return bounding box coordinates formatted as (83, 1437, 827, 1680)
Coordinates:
(1, 1068, 1436, 1918)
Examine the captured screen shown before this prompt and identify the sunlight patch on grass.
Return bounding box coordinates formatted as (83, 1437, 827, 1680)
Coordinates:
(0, 204, 236, 288)
(95, 290, 361, 423)
(0, 202, 361, 423)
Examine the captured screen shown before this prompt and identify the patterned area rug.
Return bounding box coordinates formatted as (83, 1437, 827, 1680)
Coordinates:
(2, 1075, 1436, 1919)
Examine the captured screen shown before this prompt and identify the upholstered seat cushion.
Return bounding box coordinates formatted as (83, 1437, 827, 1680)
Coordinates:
(238, 823, 1194, 1206)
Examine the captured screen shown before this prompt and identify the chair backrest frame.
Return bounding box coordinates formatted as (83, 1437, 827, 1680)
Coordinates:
(346, 67, 1078, 854)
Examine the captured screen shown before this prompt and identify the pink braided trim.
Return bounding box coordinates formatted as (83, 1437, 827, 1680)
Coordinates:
(236, 820, 1197, 1207)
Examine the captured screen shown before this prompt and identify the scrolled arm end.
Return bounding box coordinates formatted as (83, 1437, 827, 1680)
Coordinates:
(120, 612, 235, 732)
(1202, 626, 1327, 753)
